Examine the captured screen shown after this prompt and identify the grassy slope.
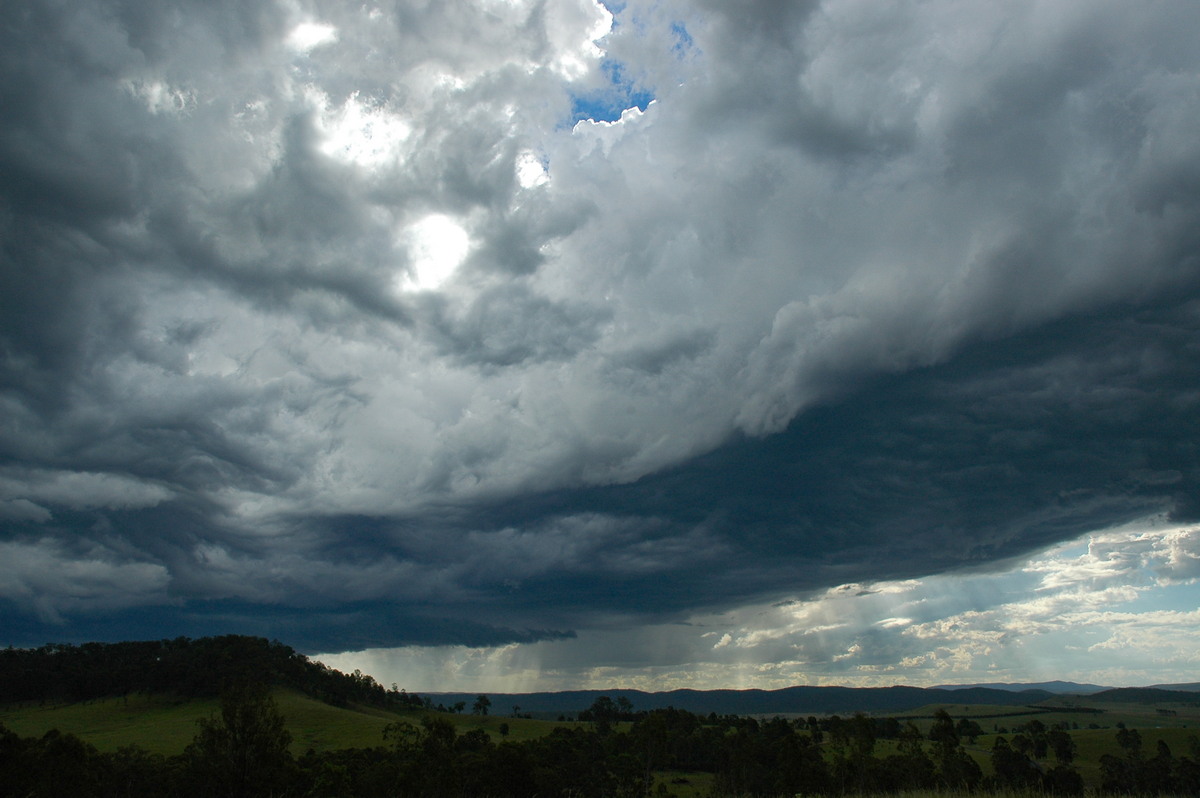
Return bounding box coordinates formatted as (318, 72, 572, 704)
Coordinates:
(0, 690, 576, 756)
(0, 693, 222, 755)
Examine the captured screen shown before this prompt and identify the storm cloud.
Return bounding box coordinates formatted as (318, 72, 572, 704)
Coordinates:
(2, 0, 1199, 677)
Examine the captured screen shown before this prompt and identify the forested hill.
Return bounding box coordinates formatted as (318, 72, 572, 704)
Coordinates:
(1089, 687, 1200, 704)
(0, 636, 421, 711)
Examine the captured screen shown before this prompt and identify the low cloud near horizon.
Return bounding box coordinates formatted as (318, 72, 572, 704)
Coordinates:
(319, 516, 1200, 691)
(2, 0, 1199, 688)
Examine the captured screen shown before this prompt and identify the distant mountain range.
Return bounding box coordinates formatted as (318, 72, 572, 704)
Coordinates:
(430, 682, 1200, 717)
(428, 685, 1061, 717)
(934, 681, 1200, 696)
(932, 681, 1112, 695)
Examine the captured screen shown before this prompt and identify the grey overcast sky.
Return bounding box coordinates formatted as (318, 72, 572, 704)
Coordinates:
(2, 0, 1200, 690)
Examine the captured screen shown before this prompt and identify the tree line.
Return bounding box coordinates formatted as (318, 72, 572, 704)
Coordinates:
(4, 688, 1200, 797)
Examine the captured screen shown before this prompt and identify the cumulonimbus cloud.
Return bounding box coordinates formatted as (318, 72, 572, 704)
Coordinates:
(1, 0, 1199, 652)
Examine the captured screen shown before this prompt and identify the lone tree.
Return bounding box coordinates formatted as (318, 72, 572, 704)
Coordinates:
(472, 694, 491, 716)
(182, 683, 294, 797)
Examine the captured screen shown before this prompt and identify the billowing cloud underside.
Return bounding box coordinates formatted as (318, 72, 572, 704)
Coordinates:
(2, 0, 1199, 651)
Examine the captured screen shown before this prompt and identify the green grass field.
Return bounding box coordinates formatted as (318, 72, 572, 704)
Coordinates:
(439, 710, 587, 742)
(0, 690, 578, 755)
(952, 724, 1198, 789)
(0, 693, 223, 755)
(885, 700, 1200, 735)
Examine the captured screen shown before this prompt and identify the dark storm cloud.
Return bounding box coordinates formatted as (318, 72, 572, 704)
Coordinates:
(433, 298, 1200, 627)
(0, 594, 575, 652)
(2, 0, 1200, 655)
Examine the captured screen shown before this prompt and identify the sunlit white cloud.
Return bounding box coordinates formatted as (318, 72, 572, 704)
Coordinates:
(400, 215, 472, 292)
(286, 21, 338, 53)
(313, 90, 412, 169)
(515, 150, 550, 188)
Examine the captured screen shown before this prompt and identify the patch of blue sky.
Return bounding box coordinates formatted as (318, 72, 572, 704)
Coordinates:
(670, 21, 693, 54)
(568, 58, 655, 124)
(1123, 578, 1200, 613)
(565, 11, 694, 126)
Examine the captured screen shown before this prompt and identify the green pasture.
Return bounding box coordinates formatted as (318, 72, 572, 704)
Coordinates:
(0, 692, 223, 755)
(440, 710, 586, 742)
(829, 699, 1200, 792)
(0, 689, 576, 756)
(893, 703, 1048, 720)
(957, 726, 1199, 789)
(886, 699, 1198, 737)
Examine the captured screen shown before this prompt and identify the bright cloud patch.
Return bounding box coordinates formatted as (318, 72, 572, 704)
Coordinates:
(314, 91, 411, 168)
(286, 21, 338, 53)
(546, 0, 614, 78)
(400, 215, 471, 291)
(515, 150, 549, 188)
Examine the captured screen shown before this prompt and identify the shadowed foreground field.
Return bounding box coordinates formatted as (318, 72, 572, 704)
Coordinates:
(3, 639, 1197, 796)
(3, 689, 1199, 796)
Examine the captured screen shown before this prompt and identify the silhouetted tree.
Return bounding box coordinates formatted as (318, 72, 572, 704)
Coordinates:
(879, 721, 935, 790)
(181, 683, 295, 797)
(1048, 727, 1077, 765)
(955, 717, 984, 744)
(990, 736, 1040, 790)
(929, 709, 981, 790)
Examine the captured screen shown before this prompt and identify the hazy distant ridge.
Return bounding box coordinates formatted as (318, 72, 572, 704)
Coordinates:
(428, 685, 1059, 716)
(933, 681, 1111, 695)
